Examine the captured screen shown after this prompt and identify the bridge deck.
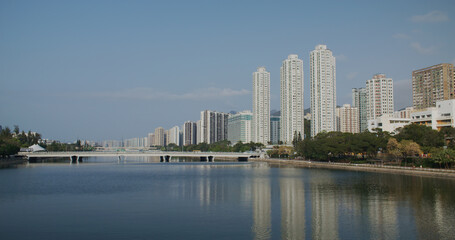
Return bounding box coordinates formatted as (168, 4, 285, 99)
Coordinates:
(18, 151, 259, 158)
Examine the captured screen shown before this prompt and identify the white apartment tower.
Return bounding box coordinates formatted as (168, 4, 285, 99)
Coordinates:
(310, 44, 336, 137)
(167, 126, 180, 146)
(366, 74, 394, 121)
(252, 67, 270, 145)
(280, 54, 304, 144)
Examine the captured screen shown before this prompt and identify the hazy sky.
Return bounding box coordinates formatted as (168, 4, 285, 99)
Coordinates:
(1, 0, 454, 142)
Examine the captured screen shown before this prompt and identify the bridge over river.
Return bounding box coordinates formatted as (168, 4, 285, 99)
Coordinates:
(18, 151, 260, 163)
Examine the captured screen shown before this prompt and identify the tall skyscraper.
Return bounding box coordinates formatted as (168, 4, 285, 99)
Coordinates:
(252, 67, 270, 145)
(366, 74, 394, 121)
(227, 110, 252, 144)
(200, 110, 229, 144)
(310, 45, 336, 137)
(352, 88, 368, 132)
(412, 63, 455, 109)
(280, 54, 304, 144)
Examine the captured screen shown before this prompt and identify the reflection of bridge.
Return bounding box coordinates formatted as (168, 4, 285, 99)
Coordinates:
(18, 151, 260, 164)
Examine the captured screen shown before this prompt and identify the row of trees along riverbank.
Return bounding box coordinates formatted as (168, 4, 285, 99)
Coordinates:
(290, 124, 455, 169)
(0, 126, 41, 158)
(163, 140, 264, 152)
(0, 125, 94, 158)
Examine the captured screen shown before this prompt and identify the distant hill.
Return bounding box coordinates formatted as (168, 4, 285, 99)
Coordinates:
(304, 108, 310, 114)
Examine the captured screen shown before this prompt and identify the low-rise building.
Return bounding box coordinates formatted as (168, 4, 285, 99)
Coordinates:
(368, 114, 411, 134)
(411, 99, 455, 130)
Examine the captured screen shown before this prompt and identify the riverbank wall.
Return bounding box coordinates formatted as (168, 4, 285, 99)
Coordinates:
(250, 158, 455, 179)
(0, 158, 27, 168)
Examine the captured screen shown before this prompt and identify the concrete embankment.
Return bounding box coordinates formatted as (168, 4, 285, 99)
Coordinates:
(0, 158, 27, 168)
(250, 158, 455, 179)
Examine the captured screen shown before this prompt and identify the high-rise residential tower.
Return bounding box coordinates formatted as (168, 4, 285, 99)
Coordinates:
(310, 45, 336, 137)
(366, 74, 394, 121)
(412, 63, 455, 109)
(183, 121, 197, 146)
(280, 55, 304, 144)
(352, 88, 367, 132)
(252, 67, 270, 145)
(154, 127, 165, 147)
(200, 110, 229, 144)
(167, 126, 180, 146)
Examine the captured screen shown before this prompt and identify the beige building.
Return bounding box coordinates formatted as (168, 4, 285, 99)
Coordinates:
(393, 106, 414, 119)
(154, 127, 165, 146)
(336, 104, 359, 133)
(412, 63, 455, 109)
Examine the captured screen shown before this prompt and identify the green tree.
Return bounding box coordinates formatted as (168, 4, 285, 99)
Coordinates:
(387, 138, 401, 163)
(395, 124, 443, 152)
(431, 148, 455, 169)
(399, 140, 422, 166)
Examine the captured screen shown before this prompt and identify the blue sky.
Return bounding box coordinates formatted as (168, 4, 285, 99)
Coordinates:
(1, 0, 454, 142)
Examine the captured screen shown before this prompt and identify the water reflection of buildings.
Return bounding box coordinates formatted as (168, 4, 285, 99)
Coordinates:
(252, 168, 271, 240)
(279, 169, 305, 240)
(310, 171, 339, 240)
(367, 196, 398, 239)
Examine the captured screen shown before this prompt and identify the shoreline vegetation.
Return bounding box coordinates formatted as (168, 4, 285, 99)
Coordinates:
(251, 158, 455, 179)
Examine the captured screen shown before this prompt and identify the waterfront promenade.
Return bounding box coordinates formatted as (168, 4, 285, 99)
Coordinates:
(251, 158, 455, 178)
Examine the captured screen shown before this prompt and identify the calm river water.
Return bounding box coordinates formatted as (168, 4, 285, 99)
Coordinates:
(1, 157, 454, 240)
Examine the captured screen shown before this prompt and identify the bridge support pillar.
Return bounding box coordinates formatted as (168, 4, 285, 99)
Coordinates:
(69, 156, 81, 164)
